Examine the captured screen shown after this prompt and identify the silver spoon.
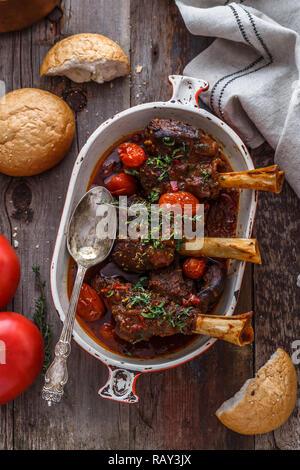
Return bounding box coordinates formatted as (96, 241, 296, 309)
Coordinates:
(42, 186, 117, 406)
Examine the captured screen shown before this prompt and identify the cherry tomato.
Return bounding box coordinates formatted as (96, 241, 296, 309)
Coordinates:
(183, 257, 207, 280)
(0, 312, 44, 405)
(76, 283, 105, 322)
(118, 142, 146, 167)
(100, 322, 115, 340)
(0, 234, 21, 310)
(159, 191, 200, 216)
(106, 173, 137, 196)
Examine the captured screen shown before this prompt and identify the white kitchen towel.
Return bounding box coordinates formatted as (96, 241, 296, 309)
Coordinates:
(175, 0, 300, 198)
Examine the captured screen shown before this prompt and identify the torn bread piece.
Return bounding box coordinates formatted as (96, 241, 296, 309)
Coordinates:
(40, 33, 130, 84)
(216, 348, 297, 435)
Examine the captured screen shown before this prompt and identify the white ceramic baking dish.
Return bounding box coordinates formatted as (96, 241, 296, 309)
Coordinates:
(50, 75, 257, 403)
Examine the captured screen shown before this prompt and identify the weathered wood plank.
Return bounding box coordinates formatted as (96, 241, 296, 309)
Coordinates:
(252, 145, 300, 450)
(129, 0, 254, 450)
(0, 30, 18, 454)
(0, 0, 131, 450)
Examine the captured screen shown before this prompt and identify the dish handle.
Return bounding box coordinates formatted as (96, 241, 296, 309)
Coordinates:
(168, 75, 209, 108)
(99, 364, 142, 404)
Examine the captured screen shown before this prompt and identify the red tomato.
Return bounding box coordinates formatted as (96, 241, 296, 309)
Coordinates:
(76, 283, 105, 322)
(0, 234, 21, 310)
(118, 142, 146, 167)
(183, 257, 207, 280)
(159, 191, 200, 216)
(100, 322, 115, 340)
(106, 173, 137, 196)
(0, 312, 44, 405)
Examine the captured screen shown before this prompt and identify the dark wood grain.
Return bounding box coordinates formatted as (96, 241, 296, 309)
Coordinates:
(0, 0, 299, 451)
(252, 145, 300, 450)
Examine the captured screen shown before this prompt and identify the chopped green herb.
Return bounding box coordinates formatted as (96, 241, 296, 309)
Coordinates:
(152, 239, 163, 249)
(132, 333, 144, 345)
(162, 137, 176, 146)
(172, 148, 185, 159)
(199, 167, 210, 183)
(147, 153, 174, 182)
(124, 168, 140, 176)
(127, 291, 152, 308)
(148, 188, 160, 202)
(177, 321, 187, 333)
(196, 143, 210, 150)
(141, 301, 167, 319)
(133, 276, 148, 291)
(176, 239, 183, 252)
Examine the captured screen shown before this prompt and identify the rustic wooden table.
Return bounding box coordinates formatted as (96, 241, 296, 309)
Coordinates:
(0, 0, 299, 451)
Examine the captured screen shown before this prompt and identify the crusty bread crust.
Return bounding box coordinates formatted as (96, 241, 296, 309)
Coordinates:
(0, 88, 75, 176)
(40, 33, 130, 83)
(216, 348, 298, 435)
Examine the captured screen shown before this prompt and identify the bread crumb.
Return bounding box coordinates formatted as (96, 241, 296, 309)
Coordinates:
(136, 65, 143, 74)
(36, 244, 40, 249)
(13, 240, 19, 248)
(12, 232, 17, 238)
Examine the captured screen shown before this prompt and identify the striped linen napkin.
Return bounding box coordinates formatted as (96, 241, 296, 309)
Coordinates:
(176, 0, 300, 197)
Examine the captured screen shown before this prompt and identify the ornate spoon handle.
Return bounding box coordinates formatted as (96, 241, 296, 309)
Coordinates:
(42, 264, 87, 406)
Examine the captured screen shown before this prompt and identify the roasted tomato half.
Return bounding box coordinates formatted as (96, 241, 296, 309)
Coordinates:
(106, 173, 137, 196)
(100, 322, 115, 340)
(159, 191, 200, 216)
(77, 283, 105, 322)
(183, 257, 207, 280)
(118, 143, 146, 167)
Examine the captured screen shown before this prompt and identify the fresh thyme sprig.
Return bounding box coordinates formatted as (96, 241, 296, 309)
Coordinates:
(32, 266, 52, 375)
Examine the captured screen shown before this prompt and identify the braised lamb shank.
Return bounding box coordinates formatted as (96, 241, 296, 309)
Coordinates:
(139, 119, 284, 198)
(91, 271, 252, 347)
(92, 275, 197, 343)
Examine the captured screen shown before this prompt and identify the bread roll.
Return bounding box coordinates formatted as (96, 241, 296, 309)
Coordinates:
(0, 88, 75, 176)
(40, 33, 130, 84)
(216, 348, 298, 435)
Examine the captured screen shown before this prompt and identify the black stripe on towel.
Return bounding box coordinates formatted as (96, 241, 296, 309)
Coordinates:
(210, 4, 274, 119)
